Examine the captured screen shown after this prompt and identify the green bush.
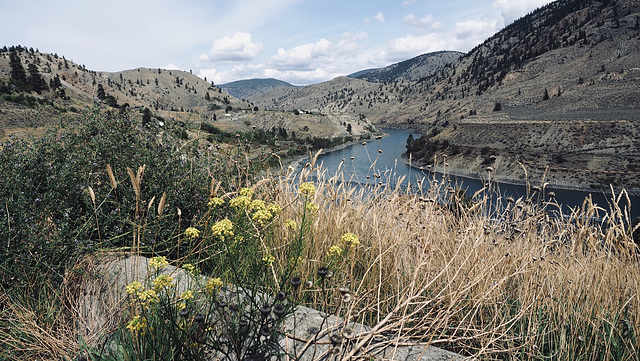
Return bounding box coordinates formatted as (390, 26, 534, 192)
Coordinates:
(0, 107, 263, 289)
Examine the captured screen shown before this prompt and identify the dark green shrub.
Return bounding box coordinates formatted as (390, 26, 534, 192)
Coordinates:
(0, 107, 257, 289)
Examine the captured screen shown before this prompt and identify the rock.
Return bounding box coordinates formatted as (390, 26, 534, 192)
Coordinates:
(80, 255, 467, 361)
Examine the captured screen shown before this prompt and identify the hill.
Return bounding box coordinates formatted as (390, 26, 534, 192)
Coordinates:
(251, 0, 640, 191)
(248, 51, 461, 123)
(219, 78, 297, 99)
(350, 51, 463, 83)
(393, 0, 640, 191)
(0, 47, 377, 144)
(347, 68, 379, 78)
(0, 46, 249, 136)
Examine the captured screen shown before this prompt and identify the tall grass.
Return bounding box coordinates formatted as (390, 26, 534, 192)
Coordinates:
(1, 110, 638, 360)
(261, 155, 639, 359)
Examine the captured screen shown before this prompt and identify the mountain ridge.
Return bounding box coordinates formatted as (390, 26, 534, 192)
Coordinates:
(349, 51, 463, 83)
(219, 78, 297, 99)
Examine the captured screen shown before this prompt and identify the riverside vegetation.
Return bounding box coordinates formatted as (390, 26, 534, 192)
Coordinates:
(0, 108, 639, 360)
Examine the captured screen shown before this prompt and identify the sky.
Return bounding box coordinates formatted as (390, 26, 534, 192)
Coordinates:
(1, 0, 553, 85)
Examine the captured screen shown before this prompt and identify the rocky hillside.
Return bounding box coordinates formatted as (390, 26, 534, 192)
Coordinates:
(395, 0, 640, 190)
(248, 52, 461, 124)
(349, 51, 463, 83)
(0, 47, 247, 129)
(251, 0, 640, 191)
(219, 78, 297, 99)
(0, 47, 377, 143)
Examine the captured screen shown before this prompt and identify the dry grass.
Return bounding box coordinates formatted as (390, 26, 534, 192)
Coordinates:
(0, 256, 120, 360)
(1, 154, 638, 360)
(260, 154, 640, 359)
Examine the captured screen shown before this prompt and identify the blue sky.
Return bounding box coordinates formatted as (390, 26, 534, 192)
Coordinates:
(1, 0, 552, 85)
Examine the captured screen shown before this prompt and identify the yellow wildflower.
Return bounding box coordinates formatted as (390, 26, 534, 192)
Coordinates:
(126, 315, 148, 335)
(341, 233, 360, 249)
(239, 187, 254, 198)
(208, 197, 224, 208)
(180, 290, 194, 301)
(184, 227, 200, 239)
(289, 256, 303, 268)
(229, 195, 251, 209)
(249, 199, 266, 211)
(299, 182, 316, 197)
(262, 254, 275, 266)
(305, 202, 318, 214)
(206, 278, 223, 295)
(182, 263, 197, 275)
(153, 274, 174, 291)
(211, 218, 234, 238)
(138, 289, 158, 305)
(267, 203, 282, 216)
(284, 219, 297, 230)
(126, 281, 143, 295)
(327, 245, 343, 257)
(252, 209, 272, 226)
(149, 256, 169, 270)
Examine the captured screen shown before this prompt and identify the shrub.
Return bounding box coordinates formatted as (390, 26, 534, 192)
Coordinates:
(0, 107, 266, 289)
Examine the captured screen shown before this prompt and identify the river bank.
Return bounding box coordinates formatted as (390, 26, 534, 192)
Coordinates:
(402, 155, 640, 197)
(402, 154, 640, 198)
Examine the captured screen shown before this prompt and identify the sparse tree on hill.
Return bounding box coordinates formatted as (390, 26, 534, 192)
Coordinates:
(27, 63, 48, 94)
(49, 74, 62, 90)
(493, 102, 502, 111)
(542, 88, 550, 101)
(142, 107, 152, 126)
(9, 49, 28, 91)
(96, 84, 106, 100)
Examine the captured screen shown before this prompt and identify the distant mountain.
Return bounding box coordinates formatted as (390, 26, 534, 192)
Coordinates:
(248, 50, 461, 118)
(219, 78, 297, 99)
(347, 68, 380, 78)
(349, 51, 463, 83)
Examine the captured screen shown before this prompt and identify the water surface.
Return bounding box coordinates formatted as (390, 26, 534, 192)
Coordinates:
(306, 128, 639, 220)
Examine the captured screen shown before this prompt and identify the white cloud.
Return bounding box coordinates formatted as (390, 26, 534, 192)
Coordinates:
(374, 12, 385, 23)
(402, 13, 444, 31)
(198, 68, 223, 84)
(269, 39, 333, 71)
(402, 0, 416, 5)
(199, 63, 268, 85)
(263, 67, 337, 86)
(205, 32, 263, 62)
(164, 63, 181, 70)
(371, 16, 499, 66)
(453, 20, 500, 45)
(372, 34, 452, 63)
(493, 0, 552, 25)
(335, 31, 369, 55)
(201, 32, 370, 85)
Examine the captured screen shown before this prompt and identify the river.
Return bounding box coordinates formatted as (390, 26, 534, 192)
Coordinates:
(305, 128, 639, 221)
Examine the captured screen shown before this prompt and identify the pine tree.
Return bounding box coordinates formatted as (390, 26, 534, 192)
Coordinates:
(96, 84, 106, 100)
(9, 49, 28, 91)
(27, 63, 48, 94)
(542, 88, 550, 101)
(142, 107, 152, 126)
